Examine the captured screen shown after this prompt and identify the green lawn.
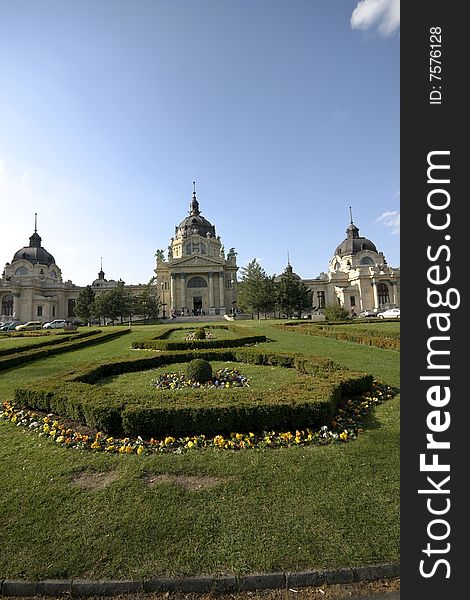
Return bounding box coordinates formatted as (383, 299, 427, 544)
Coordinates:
(0, 321, 399, 580)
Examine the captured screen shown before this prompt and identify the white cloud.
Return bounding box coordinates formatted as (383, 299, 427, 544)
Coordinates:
(351, 0, 400, 37)
(377, 210, 400, 234)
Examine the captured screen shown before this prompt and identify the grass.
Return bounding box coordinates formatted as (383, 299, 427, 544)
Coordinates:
(0, 321, 399, 580)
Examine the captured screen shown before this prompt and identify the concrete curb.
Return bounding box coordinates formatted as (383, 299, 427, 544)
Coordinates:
(0, 563, 399, 597)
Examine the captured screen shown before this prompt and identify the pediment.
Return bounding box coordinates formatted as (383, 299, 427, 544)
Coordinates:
(170, 256, 225, 268)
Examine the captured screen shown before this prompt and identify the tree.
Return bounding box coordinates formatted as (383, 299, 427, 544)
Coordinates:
(134, 279, 161, 323)
(238, 259, 275, 319)
(98, 282, 134, 323)
(323, 304, 350, 321)
(74, 286, 96, 325)
(276, 265, 313, 318)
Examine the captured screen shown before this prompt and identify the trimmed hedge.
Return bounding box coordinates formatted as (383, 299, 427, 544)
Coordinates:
(14, 347, 373, 437)
(0, 329, 101, 358)
(276, 322, 400, 350)
(131, 324, 267, 350)
(0, 329, 130, 372)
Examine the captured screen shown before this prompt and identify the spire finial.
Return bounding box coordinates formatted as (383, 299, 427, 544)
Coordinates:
(100, 256, 103, 270)
(287, 251, 290, 266)
(190, 181, 200, 215)
(34, 212, 38, 232)
(349, 206, 353, 224)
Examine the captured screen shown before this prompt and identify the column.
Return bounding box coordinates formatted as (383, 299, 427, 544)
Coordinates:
(180, 273, 186, 314)
(218, 272, 225, 314)
(208, 272, 215, 315)
(372, 280, 379, 309)
(12, 293, 20, 319)
(170, 273, 176, 311)
(390, 281, 397, 306)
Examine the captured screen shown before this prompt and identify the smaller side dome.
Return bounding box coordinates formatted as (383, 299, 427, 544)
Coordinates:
(334, 219, 378, 257)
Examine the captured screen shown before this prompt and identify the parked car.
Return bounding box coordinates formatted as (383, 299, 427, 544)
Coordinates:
(359, 309, 378, 318)
(15, 321, 43, 331)
(0, 322, 18, 331)
(43, 319, 66, 329)
(378, 308, 400, 319)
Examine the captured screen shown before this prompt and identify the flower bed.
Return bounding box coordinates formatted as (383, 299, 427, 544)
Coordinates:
(152, 367, 250, 389)
(0, 381, 395, 454)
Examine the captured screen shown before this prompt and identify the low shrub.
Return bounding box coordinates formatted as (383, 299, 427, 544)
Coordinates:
(186, 358, 213, 383)
(192, 327, 207, 340)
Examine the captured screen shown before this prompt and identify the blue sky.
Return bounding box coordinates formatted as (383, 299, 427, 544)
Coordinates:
(0, 0, 399, 286)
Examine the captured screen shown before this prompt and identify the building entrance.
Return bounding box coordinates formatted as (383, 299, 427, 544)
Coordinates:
(193, 296, 203, 315)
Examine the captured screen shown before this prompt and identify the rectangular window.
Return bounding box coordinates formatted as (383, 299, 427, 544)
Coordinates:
(350, 296, 356, 307)
(316, 291, 325, 308)
(37, 305, 43, 316)
(52, 306, 56, 317)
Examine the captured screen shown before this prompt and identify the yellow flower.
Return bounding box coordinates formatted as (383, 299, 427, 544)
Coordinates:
(136, 445, 144, 456)
(187, 440, 195, 448)
(235, 433, 243, 440)
(106, 437, 114, 444)
(56, 436, 65, 444)
(105, 445, 115, 452)
(339, 431, 348, 441)
(91, 440, 101, 449)
(164, 436, 175, 445)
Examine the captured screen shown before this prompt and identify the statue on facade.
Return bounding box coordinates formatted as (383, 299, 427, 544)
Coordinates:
(155, 249, 165, 262)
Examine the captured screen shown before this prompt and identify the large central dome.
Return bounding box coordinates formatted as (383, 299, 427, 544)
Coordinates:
(175, 188, 216, 239)
(12, 230, 56, 266)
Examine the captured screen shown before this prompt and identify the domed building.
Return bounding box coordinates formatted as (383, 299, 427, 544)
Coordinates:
(303, 211, 400, 313)
(1, 217, 80, 322)
(155, 185, 238, 316)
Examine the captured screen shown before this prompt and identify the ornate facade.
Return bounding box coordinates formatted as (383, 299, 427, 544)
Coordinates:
(154, 188, 238, 316)
(303, 216, 400, 313)
(0, 223, 80, 323)
(1, 197, 399, 324)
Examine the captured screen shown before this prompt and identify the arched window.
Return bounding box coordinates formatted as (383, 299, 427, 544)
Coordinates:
(50, 270, 57, 278)
(378, 283, 390, 305)
(187, 276, 208, 288)
(15, 267, 29, 276)
(186, 242, 192, 255)
(1, 294, 14, 316)
(360, 256, 374, 266)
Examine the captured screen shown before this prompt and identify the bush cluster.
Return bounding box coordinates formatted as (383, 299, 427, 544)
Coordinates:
(14, 347, 372, 437)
